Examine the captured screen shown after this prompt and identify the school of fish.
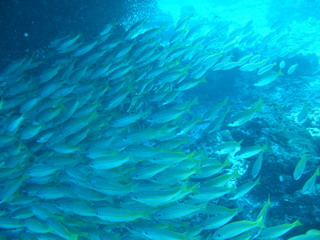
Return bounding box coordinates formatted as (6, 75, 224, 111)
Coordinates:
(0, 15, 319, 240)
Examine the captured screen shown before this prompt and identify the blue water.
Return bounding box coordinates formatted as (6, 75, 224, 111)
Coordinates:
(0, 0, 319, 239)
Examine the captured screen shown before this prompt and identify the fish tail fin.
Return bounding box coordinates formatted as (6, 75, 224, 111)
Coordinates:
(278, 68, 284, 76)
(232, 170, 241, 179)
(255, 176, 261, 185)
(192, 97, 199, 106)
(196, 77, 206, 84)
(191, 182, 200, 194)
(141, 211, 151, 220)
(223, 157, 231, 167)
(71, 235, 78, 240)
(223, 97, 229, 105)
(256, 215, 265, 228)
(294, 219, 303, 227)
(187, 151, 196, 159)
(262, 144, 269, 152)
(266, 193, 272, 206)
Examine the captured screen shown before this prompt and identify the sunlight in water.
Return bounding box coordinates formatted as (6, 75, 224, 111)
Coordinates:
(157, 0, 271, 33)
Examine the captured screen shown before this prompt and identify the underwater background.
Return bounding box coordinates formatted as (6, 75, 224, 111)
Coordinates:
(0, 0, 320, 239)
